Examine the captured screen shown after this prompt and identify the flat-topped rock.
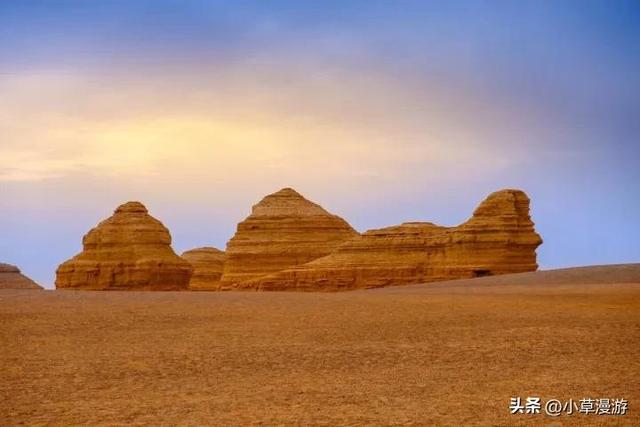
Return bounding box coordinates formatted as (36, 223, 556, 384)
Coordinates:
(0, 263, 20, 273)
(241, 189, 543, 291)
(55, 201, 192, 290)
(0, 263, 43, 290)
(219, 188, 359, 289)
(182, 247, 225, 291)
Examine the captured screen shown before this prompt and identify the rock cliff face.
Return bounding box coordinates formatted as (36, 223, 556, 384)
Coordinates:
(239, 189, 543, 291)
(0, 263, 43, 290)
(182, 247, 225, 290)
(219, 188, 359, 289)
(56, 202, 192, 290)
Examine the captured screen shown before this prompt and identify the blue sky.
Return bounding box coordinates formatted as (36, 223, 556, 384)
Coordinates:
(1, 1, 639, 287)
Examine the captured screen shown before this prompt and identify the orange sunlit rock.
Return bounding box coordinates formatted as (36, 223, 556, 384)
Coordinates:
(242, 189, 542, 291)
(219, 188, 359, 289)
(55, 202, 192, 290)
(182, 247, 225, 290)
(0, 263, 43, 290)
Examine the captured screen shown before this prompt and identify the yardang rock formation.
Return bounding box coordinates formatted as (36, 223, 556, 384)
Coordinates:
(0, 263, 43, 290)
(53, 188, 542, 292)
(219, 188, 359, 289)
(182, 247, 225, 290)
(56, 202, 192, 290)
(238, 189, 543, 291)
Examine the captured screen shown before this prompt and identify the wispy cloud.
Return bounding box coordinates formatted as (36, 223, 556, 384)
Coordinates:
(0, 63, 525, 188)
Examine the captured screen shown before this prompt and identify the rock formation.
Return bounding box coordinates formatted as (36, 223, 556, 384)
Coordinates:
(238, 189, 543, 291)
(56, 201, 192, 290)
(219, 188, 359, 289)
(182, 247, 225, 290)
(0, 263, 43, 290)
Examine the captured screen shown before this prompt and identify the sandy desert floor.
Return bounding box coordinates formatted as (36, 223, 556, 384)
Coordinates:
(1, 265, 639, 426)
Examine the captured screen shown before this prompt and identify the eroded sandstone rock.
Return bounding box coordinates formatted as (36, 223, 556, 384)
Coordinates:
(182, 247, 225, 290)
(219, 188, 359, 289)
(56, 202, 192, 290)
(0, 263, 43, 290)
(240, 189, 543, 291)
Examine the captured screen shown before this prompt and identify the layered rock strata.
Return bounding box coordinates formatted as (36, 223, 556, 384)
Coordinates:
(182, 247, 225, 290)
(219, 188, 359, 289)
(0, 263, 43, 290)
(56, 202, 192, 290)
(240, 189, 543, 291)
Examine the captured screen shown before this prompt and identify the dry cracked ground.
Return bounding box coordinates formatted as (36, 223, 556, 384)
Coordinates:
(1, 265, 639, 426)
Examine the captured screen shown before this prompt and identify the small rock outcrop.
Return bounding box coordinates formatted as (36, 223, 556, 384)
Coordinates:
(56, 202, 192, 290)
(219, 188, 359, 289)
(182, 247, 225, 290)
(0, 263, 43, 290)
(239, 189, 543, 291)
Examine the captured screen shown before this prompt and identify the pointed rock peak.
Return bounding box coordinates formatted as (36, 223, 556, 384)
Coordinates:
(57, 201, 190, 290)
(273, 187, 302, 197)
(222, 187, 358, 287)
(115, 201, 148, 214)
(1, 263, 42, 289)
(251, 188, 330, 217)
(0, 263, 20, 273)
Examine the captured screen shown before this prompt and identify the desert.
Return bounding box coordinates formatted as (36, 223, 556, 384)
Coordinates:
(3, 2, 639, 425)
(2, 188, 638, 425)
(1, 264, 638, 425)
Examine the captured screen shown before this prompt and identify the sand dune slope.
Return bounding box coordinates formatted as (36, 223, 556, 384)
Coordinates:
(373, 263, 640, 293)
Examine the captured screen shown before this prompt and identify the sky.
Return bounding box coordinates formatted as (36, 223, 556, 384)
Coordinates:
(1, 1, 639, 288)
